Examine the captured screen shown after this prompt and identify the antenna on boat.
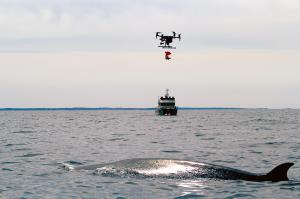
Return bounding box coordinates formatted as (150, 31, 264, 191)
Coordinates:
(165, 89, 169, 97)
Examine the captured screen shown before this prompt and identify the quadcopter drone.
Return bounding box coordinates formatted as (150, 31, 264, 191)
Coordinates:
(155, 31, 181, 49)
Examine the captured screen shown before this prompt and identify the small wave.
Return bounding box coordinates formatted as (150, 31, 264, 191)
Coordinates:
(124, 181, 137, 185)
(100, 181, 118, 184)
(111, 133, 127, 136)
(280, 181, 300, 187)
(109, 138, 128, 141)
(15, 148, 31, 151)
(226, 193, 255, 198)
(248, 150, 262, 154)
(241, 118, 292, 126)
(5, 143, 25, 147)
(161, 150, 182, 153)
(11, 130, 34, 134)
(2, 168, 14, 171)
(201, 137, 215, 140)
(115, 196, 127, 199)
(65, 160, 83, 165)
(212, 160, 236, 164)
(33, 173, 50, 177)
(174, 194, 204, 199)
(157, 187, 173, 191)
(76, 185, 91, 188)
(288, 156, 300, 160)
(265, 141, 287, 145)
(1, 161, 20, 165)
(16, 153, 43, 157)
(247, 118, 280, 123)
(194, 133, 205, 137)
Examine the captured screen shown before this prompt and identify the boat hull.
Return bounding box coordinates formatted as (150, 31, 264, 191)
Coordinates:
(155, 107, 177, 116)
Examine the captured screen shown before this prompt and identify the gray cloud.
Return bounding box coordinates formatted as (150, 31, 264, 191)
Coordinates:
(0, 0, 300, 52)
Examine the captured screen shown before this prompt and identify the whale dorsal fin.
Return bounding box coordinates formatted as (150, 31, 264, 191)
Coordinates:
(265, 162, 294, 182)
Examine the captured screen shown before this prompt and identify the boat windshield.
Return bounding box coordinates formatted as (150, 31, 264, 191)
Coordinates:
(160, 103, 175, 106)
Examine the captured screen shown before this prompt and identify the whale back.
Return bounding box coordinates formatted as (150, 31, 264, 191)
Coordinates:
(63, 159, 294, 182)
(205, 162, 294, 182)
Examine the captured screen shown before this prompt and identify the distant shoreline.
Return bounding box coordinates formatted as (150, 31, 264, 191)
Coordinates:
(0, 107, 245, 111)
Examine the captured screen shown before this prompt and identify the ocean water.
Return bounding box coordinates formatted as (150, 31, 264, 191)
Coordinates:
(0, 109, 299, 198)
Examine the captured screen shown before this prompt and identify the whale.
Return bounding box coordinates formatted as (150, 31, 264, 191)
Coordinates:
(63, 158, 294, 182)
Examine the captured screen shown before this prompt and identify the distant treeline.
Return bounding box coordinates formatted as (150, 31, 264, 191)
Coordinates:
(0, 107, 243, 111)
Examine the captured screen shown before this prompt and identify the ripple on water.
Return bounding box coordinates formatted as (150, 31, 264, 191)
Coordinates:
(1, 161, 20, 165)
(33, 173, 49, 177)
(280, 181, 300, 187)
(249, 150, 262, 154)
(161, 150, 182, 153)
(16, 153, 44, 158)
(226, 193, 255, 198)
(109, 138, 127, 141)
(124, 181, 137, 185)
(11, 131, 34, 134)
(101, 181, 118, 184)
(288, 156, 300, 160)
(2, 168, 14, 171)
(265, 141, 287, 145)
(65, 160, 83, 165)
(157, 186, 173, 191)
(15, 148, 31, 151)
(201, 137, 215, 140)
(5, 143, 26, 147)
(194, 133, 205, 137)
(115, 196, 127, 199)
(174, 194, 205, 199)
(212, 160, 236, 164)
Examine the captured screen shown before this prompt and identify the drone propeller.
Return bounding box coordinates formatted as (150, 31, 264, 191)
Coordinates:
(156, 32, 161, 39)
(178, 34, 181, 41)
(172, 31, 176, 37)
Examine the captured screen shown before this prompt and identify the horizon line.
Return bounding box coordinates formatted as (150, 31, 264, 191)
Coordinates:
(0, 107, 259, 111)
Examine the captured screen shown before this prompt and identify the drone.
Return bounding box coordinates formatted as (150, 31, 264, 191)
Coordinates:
(156, 31, 181, 49)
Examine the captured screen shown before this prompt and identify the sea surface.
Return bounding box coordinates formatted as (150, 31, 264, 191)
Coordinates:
(0, 109, 299, 198)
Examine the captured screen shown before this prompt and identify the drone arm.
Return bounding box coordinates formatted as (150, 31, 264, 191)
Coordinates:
(176, 34, 181, 41)
(156, 32, 162, 39)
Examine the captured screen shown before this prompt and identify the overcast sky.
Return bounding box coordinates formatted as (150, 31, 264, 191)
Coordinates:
(0, 0, 300, 108)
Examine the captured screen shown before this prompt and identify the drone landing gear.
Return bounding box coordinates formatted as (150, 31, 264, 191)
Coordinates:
(158, 46, 176, 49)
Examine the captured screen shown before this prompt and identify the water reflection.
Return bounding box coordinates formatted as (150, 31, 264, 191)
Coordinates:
(177, 180, 209, 197)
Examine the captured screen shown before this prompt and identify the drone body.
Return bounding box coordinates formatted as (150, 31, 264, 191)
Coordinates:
(156, 31, 181, 49)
